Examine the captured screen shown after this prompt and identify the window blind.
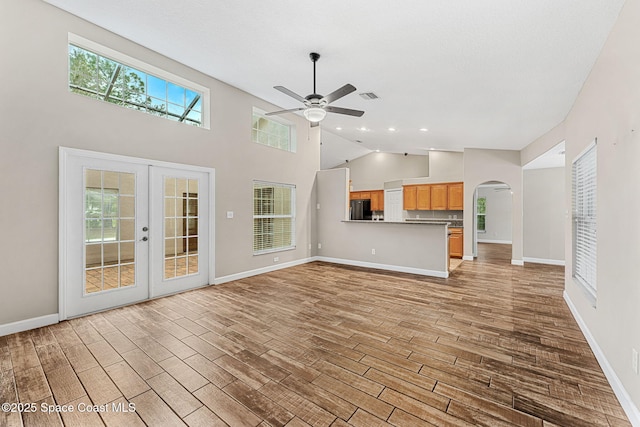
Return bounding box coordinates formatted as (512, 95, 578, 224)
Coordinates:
(253, 181, 295, 254)
(572, 141, 597, 298)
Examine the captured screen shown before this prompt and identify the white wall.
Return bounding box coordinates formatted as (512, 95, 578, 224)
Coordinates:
(335, 152, 429, 191)
(0, 0, 319, 325)
(522, 0, 640, 418)
(523, 168, 565, 263)
(477, 186, 512, 243)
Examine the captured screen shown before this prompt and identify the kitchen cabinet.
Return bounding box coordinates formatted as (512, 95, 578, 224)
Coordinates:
(431, 184, 448, 210)
(403, 185, 417, 210)
(371, 190, 384, 211)
(416, 185, 431, 210)
(404, 181, 464, 211)
(449, 227, 463, 258)
(447, 182, 464, 210)
(350, 191, 371, 200)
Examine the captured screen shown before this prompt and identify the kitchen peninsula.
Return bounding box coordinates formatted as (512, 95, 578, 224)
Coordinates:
(316, 169, 452, 278)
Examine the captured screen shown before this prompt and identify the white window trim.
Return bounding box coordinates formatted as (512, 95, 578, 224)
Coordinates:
(68, 33, 210, 129)
(253, 180, 296, 255)
(572, 139, 597, 305)
(252, 107, 297, 153)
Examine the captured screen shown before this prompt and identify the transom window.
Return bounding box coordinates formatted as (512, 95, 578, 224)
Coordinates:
(252, 108, 296, 152)
(253, 181, 296, 254)
(68, 34, 208, 128)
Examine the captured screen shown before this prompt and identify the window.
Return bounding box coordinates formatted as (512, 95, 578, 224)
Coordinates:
(68, 34, 208, 128)
(476, 197, 486, 232)
(253, 181, 295, 254)
(572, 141, 597, 300)
(252, 108, 296, 152)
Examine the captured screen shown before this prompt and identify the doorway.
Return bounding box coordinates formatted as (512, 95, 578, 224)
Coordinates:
(472, 181, 512, 262)
(59, 148, 214, 319)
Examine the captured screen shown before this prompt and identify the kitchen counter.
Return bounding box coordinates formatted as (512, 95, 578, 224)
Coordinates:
(344, 220, 450, 225)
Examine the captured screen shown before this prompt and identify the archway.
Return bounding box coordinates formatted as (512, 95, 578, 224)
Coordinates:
(472, 181, 513, 264)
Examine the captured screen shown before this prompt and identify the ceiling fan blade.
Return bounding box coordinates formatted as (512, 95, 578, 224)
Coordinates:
(274, 86, 307, 104)
(325, 105, 365, 117)
(265, 107, 305, 116)
(322, 84, 356, 104)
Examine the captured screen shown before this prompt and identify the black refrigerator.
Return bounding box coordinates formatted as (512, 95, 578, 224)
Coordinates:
(350, 199, 372, 220)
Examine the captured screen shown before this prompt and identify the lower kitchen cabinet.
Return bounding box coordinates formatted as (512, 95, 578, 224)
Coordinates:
(449, 227, 463, 258)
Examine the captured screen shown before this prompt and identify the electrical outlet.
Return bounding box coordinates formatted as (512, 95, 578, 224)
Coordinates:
(273, 256, 279, 262)
(317, 203, 321, 209)
(371, 248, 376, 255)
(226, 211, 234, 219)
(308, 243, 312, 250)
(318, 243, 322, 249)
(633, 348, 639, 374)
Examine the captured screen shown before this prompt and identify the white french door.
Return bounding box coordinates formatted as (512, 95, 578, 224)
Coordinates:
(149, 166, 209, 298)
(60, 149, 213, 319)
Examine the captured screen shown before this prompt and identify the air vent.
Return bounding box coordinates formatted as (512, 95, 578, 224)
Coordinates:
(359, 92, 379, 100)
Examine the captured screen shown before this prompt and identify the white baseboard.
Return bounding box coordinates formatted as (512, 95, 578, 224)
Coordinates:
(523, 257, 565, 266)
(214, 257, 316, 285)
(462, 255, 474, 261)
(315, 256, 449, 278)
(0, 314, 59, 337)
(478, 239, 512, 244)
(563, 291, 640, 426)
(511, 259, 524, 266)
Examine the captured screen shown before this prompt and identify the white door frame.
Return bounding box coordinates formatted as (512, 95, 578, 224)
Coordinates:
(59, 147, 215, 320)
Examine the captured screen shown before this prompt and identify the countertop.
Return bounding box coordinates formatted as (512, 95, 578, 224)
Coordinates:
(343, 220, 450, 225)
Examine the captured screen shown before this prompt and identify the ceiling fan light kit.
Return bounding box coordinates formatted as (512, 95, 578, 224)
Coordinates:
(303, 107, 327, 122)
(266, 52, 364, 125)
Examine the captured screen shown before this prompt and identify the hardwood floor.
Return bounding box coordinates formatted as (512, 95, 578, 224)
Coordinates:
(0, 247, 631, 426)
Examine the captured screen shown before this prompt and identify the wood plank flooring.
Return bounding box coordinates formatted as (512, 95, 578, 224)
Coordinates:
(0, 244, 631, 426)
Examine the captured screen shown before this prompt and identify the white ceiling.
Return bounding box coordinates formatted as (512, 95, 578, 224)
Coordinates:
(45, 0, 625, 168)
(523, 141, 565, 170)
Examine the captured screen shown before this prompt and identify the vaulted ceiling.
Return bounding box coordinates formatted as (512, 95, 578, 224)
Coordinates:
(45, 0, 626, 168)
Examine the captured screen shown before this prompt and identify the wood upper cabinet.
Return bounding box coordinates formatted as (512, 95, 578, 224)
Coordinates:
(430, 184, 448, 210)
(403, 185, 417, 210)
(350, 191, 371, 200)
(447, 182, 464, 210)
(416, 185, 431, 210)
(371, 190, 384, 211)
(449, 227, 463, 258)
(404, 181, 464, 211)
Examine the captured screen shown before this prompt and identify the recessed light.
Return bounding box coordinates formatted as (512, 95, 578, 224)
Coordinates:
(420, 128, 428, 132)
(388, 127, 396, 132)
(376, 149, 380, 152)
(336, 127, 342, 131)
(359, 127, 368, 131)
(429, 148, 435, 151)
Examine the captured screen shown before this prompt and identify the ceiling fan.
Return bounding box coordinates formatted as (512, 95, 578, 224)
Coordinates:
(266, 52, 365, 127)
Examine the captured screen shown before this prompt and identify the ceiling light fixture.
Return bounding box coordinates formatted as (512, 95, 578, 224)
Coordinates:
(388, 127, 396, 131)
(303, 107, 327, 123)
(336, 127, 342, 130)
(359, 126, 368, 131)
(420, 128, 428, 132)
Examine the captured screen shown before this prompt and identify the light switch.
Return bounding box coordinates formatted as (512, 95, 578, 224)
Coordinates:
(226, 211, 234, 219)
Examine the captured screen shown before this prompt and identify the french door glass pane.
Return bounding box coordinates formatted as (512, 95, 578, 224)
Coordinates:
(84, 169, 136, 294)
(164, 176, 199, 279)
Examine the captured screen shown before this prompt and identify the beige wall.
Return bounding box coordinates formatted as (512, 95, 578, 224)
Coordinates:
(552, 0, 640, 412)
(427, 151, 464, 182)
(0, 0, 319, 325)
(336, 152, 429, 191)
(523, 168, 565, 263)
(462, 149, 523, 262)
